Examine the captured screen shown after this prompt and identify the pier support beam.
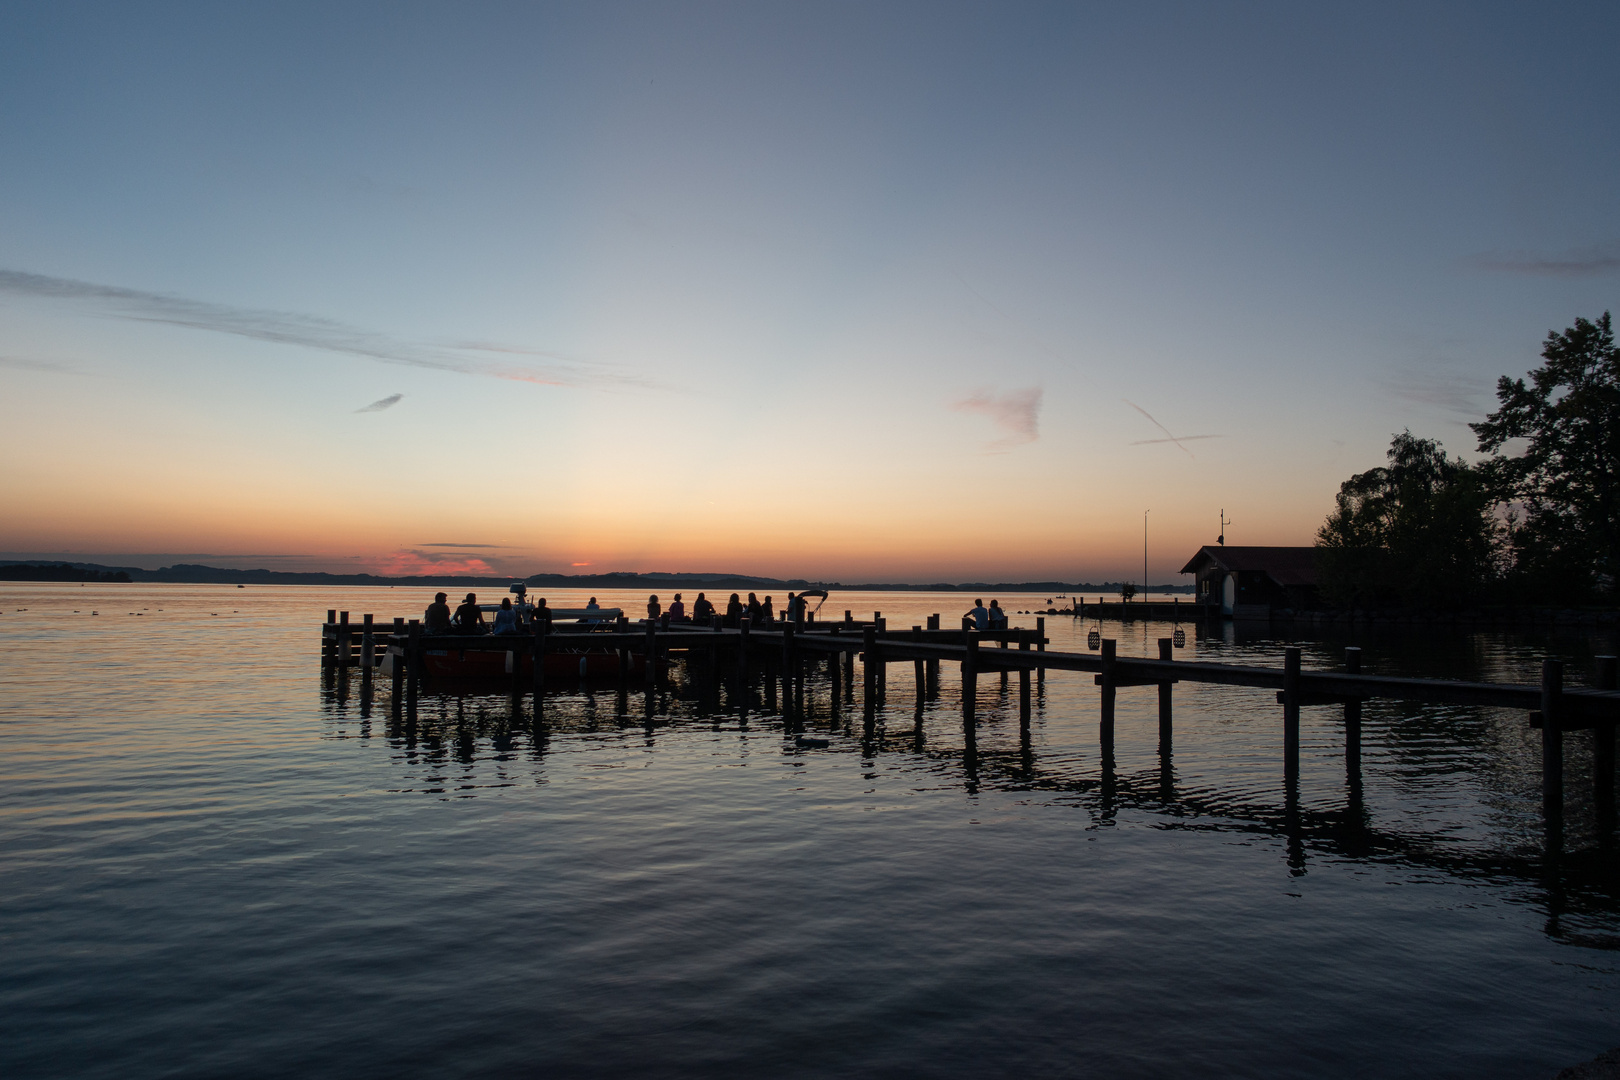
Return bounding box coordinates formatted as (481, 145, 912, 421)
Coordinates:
(914, 626, 926, 705)
(1099, 639, 1116, 745)
(1283, 647, 1301, 784)
(1597, 656, 1616, 837)
(862, 625, 877, 720)
(1543, 659, 1564, 847)
(1157, 637, 1173, 750)
(1344, 647, 1363, 778)
(963, 634, 979, 749)
(1018, 637, 1032, 728)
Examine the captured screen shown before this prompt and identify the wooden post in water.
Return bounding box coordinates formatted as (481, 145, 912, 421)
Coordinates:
(829, 627, 841, 713)
(963, 634, 979, 743)
(1283, 647, 1301, 783)
(737, 617, 751, 705)
(390, 619, 404, 712)
(862, 625, 877, 718)
(644, 620, 657, 688)
(1036, 616, 1046, 682)
(1098, 638, 1117, 747)
(361, 614, 375, 669)
(1543, 659, 1564, 844)
(324, 610, 336, 664)
(1597, 656, 1617, 835)
(406, 618, 422, 713)
(533, 621, 548, 717)
(1157, 637, 1173, 750)
(1018, 636, 1032, 728)
(926, 614, 940, 691)
(782, 622, 797, 721)
(338, 611, 351, 672)
(843, 644, 855, 704)
(1344, 647, 1363, 775)
(913, 626, 925, 703)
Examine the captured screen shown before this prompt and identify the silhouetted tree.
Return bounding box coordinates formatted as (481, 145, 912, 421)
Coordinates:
(1316, 431, 1502, 609)
(1472, 312, 1620, 600)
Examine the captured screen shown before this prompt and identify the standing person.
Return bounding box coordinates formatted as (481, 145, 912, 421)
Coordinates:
(725, 592, 743, 628)
(492, 597, 519, 635)
(531, 597, 552, 631)
(964, 598, 989, 631)
(454, 592, 486, 633)
(424, 592, 451, 635)
(988, 599, 1007, 630)
(647, 594, 662, 621)
(746, 592, 762, 623)
(668, 593, 686, 622)
(692, 592, 715, 622)
(787, 592, 802, 624)
(760, 596, 775, 622)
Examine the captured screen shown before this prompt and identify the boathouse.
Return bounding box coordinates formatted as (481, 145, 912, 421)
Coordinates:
(1179, 546, 1319, 617)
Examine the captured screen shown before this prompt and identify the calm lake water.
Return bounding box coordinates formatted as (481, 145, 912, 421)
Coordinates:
(2, 583, 1618, 1078)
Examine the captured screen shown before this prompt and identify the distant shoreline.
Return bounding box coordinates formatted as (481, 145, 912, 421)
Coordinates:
(0, 560, 1193, 594)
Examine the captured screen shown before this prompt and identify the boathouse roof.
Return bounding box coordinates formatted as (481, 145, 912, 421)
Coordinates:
(1178, 545, 1319, 586)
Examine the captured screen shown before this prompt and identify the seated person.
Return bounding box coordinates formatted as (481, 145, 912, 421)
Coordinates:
(453, 592, 486, 633)
(725, 593, 743, 628)
(693, 592, 715, 622)
(647, 594, 662, 621)
(492, 597, 519, 635)
(746, 592, 762, 623)
(988, 599, 1007, 630)
(424, 592, 452, 635)
(531, 597, 552, 630)
(582, 596, 599, 625)
(759, 596, 774, 622)
(668, 593, 687, 622)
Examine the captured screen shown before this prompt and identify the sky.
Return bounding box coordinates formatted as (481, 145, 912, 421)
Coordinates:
(1, 1, 1617, 583)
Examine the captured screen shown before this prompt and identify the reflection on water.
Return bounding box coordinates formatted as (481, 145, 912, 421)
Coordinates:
(4, 584, 1620, 1078)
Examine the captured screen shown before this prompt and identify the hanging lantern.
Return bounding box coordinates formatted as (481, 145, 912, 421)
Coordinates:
(1087, 629, 1101, 650)
(1173, 627, 1186, 648)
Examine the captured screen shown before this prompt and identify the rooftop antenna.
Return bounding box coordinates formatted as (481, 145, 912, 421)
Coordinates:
(1218, 508, 1230, 546)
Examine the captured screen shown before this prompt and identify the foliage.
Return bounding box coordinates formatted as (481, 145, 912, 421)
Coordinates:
(1471, 312, 1620, 601)
(1315, 431, 1502, 609)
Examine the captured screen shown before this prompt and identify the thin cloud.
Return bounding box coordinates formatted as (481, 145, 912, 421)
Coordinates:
(953, 386, 1042, 450)
(0, 355, 82, 374)
(1124, 399, 1221, 458)
(0, 269, 651, 390)
(1470, 242, 1620, 277)
(354, 393, 403, 413)
(1131, 434, 1225, 445)
(420, 542, 507, 549)
(1383, 370, 1490, 418)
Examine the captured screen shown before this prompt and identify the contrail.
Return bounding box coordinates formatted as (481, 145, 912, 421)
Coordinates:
(355, 393, 403, 413)
(1123, 399, 1223, 458)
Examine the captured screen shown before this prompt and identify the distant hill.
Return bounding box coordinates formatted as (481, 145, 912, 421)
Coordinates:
(0, 561, 1192, 593)
(0, 562, 132, 583)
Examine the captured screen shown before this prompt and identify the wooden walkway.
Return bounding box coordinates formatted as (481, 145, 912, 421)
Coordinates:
(320, 608, 1618, 848)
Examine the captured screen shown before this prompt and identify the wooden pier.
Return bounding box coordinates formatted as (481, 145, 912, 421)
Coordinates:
(320, 607, 1619, 848)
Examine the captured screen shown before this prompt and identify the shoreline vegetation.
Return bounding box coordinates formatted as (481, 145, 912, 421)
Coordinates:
(0, 560, 1194, 594)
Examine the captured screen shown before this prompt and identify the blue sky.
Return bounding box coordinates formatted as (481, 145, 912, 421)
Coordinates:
(1, 2, 1616, 581)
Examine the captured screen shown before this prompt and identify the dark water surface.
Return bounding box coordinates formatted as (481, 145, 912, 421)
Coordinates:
(3, 584, 1619, 1078)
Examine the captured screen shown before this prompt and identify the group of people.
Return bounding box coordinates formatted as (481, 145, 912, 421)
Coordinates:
(643, 591, 791, 627)
(963, 598, 1009, 631)
(422, 591, 555, 636)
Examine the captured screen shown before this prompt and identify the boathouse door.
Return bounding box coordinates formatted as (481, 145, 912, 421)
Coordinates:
(1222, 573, 1235, 615)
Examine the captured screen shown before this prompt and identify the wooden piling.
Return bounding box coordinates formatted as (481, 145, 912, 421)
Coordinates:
(338, 611, 351, 671)
(1597, 656, 1616, 834)
(1543, 659, 1564, 842)
(406, 618, 421, 712)
(963, 633, 979, 732)
(926, 614, 940, 690)
(1018, 636, 1032, 727)
(862, 625, 877, 717)
(1157, 637, 1173, 749)
(1099, 639, 1116, 743)
(737, 617, 751, 707)
(913, 626, 925, 703)
(1283, 647, 1301, 782)
(1344, 647, 1363, 773)
(324, 610, 336, 664)
(1035, 616, 1046, 681)
(361, 614, 375, 669)
(533, 622, 548, 717)
(644, 620, 657, 687)
(829, 627, 841, 711)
